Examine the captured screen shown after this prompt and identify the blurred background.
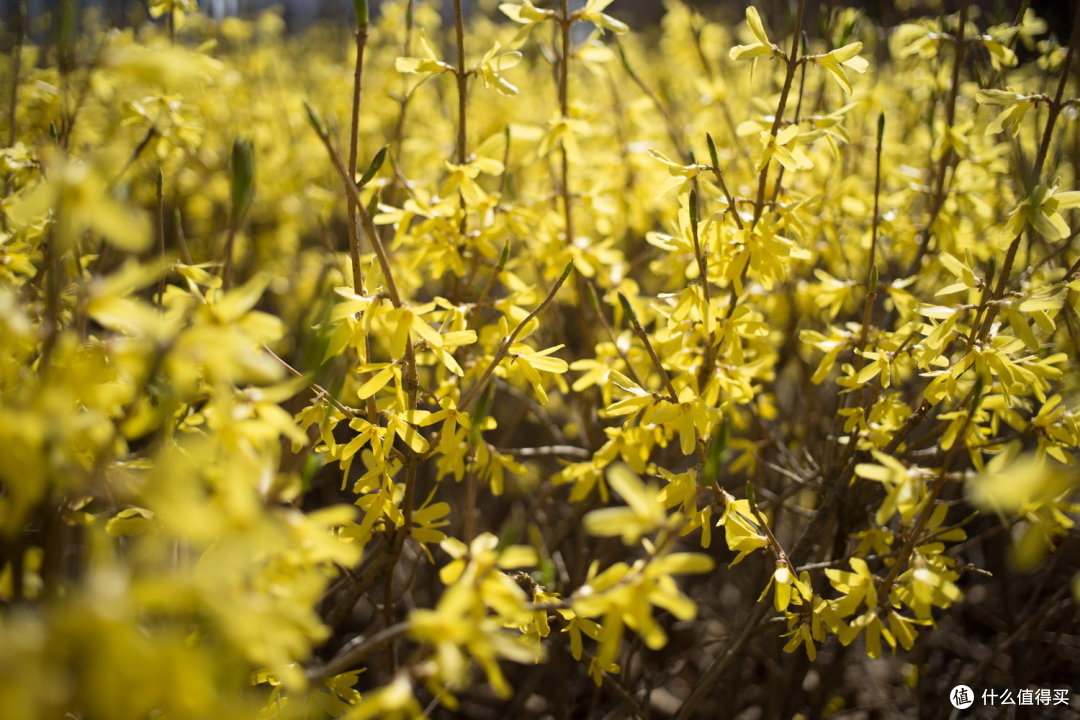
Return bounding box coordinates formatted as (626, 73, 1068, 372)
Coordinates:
(0, 0, 1074, 37)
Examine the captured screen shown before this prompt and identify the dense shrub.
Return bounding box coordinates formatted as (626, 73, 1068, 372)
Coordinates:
(1, 0, 1078, 717)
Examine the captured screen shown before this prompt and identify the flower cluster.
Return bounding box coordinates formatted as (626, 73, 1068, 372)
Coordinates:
(0, 0, 1078, 717)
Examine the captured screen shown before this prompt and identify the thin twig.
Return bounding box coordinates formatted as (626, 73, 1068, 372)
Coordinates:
(557, 0, 574, 248)
(453, 0, 468, 165)
(306, 622, 410, 683)
(618, 292, 678, 403)
(674, 601, 773, 720)
(751, 0, 808, 227)
(263, 344, 358, 418)
(156, 169, 166, 306)
(309, 111, 405, 308)
(347, 10, 370, 298)
(976, 5, 1079, 342)
(906, 1, 969, 274)
(457, 262, 575, 415)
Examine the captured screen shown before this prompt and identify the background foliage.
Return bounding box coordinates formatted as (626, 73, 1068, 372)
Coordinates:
(1, 0, 1079, 717)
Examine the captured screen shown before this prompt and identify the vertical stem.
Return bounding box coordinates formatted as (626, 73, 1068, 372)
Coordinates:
(585, 278, 644, 387)
(706, 155, 743, 230)
(855, 114, 885, 354)
(688, 190, 711, 310)
(689, 189, 717, 388)
(751, 0, 807, 227)
(3, 0, 26, 231)
(314, 125, 405, 307)
(156, 169, 166, 305)
(843, 114, 886, 423)
(727, 0, 806, 321)
(906, 1, 968, 275)
(620, 294, 680, 403)
(453, 0, 468, 165)
(39, 492, 65, 601)
(347, 5, 378, 421)
(769, 37, 808, 208)
(314, 99, 421, 672)
(455, 1, 479, 527)
(383, 457, 416, 670)
(175, 208, 193, 265)
(558, 0, 574, 247)
(390, 0, 415, 200)
(41, 224, 64, 372)
(9, 535, 25, 601)
(450, 0, 471, 307)
(686, 191, 712, 338)
(979, 9, 1078, 340)
(348, 23, 369, 297)
(1030, 24, 1077, 183)
(221, 224, 238, 291)
(6, 0, 24, 149)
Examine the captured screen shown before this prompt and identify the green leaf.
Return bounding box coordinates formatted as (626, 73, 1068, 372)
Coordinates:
(470, 382, 495, 444)
(231, 137, 255, 216)
(617, 292, 638, 324)
(358, 145, 388, 187)
(744, 480, 758, 508)
(303, 102, 326, 135)
(706, 132, 719, 168)
(702, 416, 729, 487)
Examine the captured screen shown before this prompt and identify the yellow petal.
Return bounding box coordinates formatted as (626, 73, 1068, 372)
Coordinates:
(745, 6, 770, 45)
(357, 365, 395, 400)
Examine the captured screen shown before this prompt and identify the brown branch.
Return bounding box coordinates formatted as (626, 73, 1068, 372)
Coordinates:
(307, 623, 409, 683)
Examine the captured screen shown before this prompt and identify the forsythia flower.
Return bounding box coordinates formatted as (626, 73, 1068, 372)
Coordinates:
(576, 0, 629, 35)
(584, 463, 666, 544)
(717, 492, 769, 565)
(812, 42, 869, 93)
(729, 6, 779, 61)
(1001, 184, 1080, 241)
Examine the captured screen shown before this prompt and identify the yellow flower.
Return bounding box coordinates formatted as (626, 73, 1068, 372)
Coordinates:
(584, 463, 665, 544)
(148, 0, 198, 27)
(7, 147, 151, 251)
(499, 0, 555, 44)
(825, 557, 878, 617)
(395, 36, 454, 75)
(759, 562, 812, 612)
(1002, 184, 1080, 241)
(812, 42, 869, 93)
(976, 89, 1035, 136)
(576, 0, 629, 35)
(506, 342, 568, 403)
(729, 6, 779, 61)
(474, 43, 523, 96)
(717, 492, 768, 566)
